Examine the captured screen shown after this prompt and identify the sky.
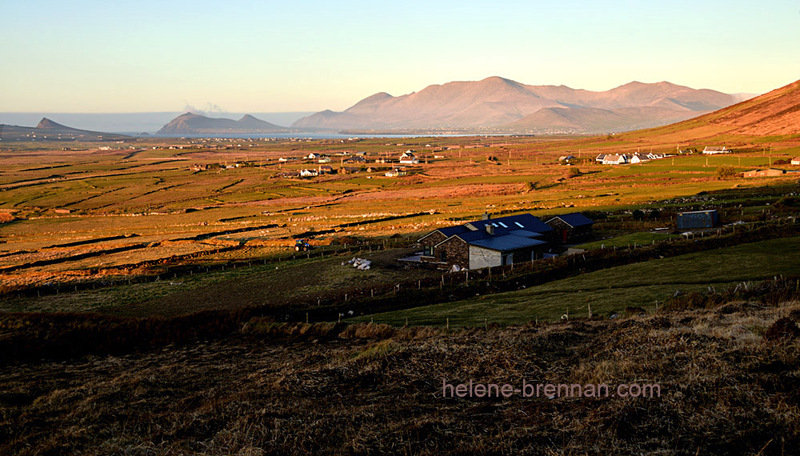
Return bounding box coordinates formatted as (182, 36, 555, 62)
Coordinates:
(2, 0, 799, 113)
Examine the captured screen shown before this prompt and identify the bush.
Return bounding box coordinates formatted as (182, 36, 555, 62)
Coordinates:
(717, 165, 738, 178)
(568, 167, 581, 178)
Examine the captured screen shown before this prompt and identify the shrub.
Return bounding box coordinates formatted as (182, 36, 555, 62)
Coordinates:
(716, 165, 738, 178)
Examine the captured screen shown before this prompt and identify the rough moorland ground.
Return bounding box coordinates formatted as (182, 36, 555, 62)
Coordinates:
(1, 294, 798, 455)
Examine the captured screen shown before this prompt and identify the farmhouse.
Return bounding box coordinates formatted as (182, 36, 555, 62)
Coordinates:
(318, 165, 334, 174)
(791, 157, 800, 166)
(545, 213, 595, 243)
(602, 154, 630, 165)
(307, 153, 321, 160)
(399, 150, 419, 165)
(703, 146, 731, 155)
(676, 210, 719, 230)
(629, 154, 649, 164)
(743, 168, 786, 178)
(339, 166, 363, 174)
(417, 213, 576, 270)
(385, 168, 407, 177)
(299, 169, 318, 177)
(595, 154, 606, 162)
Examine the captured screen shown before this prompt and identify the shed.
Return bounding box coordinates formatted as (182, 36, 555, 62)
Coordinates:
(676, 210, 719, 230)
(545, 213, 594, 243)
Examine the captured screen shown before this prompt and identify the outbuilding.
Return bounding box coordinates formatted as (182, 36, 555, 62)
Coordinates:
(545, 213, 595, 243)
(676, 210, 719, 230)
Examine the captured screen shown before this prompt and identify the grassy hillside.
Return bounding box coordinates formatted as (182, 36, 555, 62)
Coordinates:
(351, 236, 800, 326)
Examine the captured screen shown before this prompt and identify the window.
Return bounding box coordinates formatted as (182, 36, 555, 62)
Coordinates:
(515, 222, 524, 228)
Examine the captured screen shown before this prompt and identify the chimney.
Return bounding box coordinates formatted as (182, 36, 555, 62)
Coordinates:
(485, 224, 494, 235)
(482, 212, 490, 221)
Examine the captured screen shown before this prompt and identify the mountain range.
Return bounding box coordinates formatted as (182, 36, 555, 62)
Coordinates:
(292, 77, 751, 133)
(156, 113, 288, 135)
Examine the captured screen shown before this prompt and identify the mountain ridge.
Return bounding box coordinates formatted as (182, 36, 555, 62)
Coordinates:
(156, 112, 288, 135)
(293, 77, 745, 133)
(0, 118, 130, 141)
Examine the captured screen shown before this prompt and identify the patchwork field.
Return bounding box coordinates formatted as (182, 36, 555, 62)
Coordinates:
(1, 131, 800, 456)
(2, 135, 799, 290)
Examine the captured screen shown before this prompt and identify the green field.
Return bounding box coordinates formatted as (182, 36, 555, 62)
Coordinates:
(350, 236, 800, 327)
(578, 231, 681, 249)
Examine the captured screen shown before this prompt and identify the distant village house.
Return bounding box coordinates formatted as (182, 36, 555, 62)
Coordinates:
(702, 146, 731, 155)
(399, 150, 419, 165)
(743, 168, 786, 178)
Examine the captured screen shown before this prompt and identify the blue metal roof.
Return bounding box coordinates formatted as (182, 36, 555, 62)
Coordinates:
(467, 214, 553, 233)
(437, 225, 471, 237)
(468, 235, 547, 252)
(453, 227, 513, 242)
(508, 229, 544, 238)
(549, 213, 594, 228)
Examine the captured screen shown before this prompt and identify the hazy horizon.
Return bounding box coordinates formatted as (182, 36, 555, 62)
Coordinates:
(2, 0, 799, 114)
(0, 111, 315, 133)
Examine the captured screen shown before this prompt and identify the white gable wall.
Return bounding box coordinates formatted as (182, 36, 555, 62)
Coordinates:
(469, 246, 502, 269)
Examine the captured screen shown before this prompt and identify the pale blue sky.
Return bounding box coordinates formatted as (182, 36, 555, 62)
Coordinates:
(2, 0, 799, 112)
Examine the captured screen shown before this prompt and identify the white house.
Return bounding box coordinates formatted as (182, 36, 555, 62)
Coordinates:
(703, 146, 731, 155)
(791, 157, 800, 165)
(399, 150, 419, 165)
(307, 152, 321, 160)
(385, 168, 407, 177)
(602, 154, 629, 165)
(630, 154, 649, 164)
(318, 156, 332, 164)
(300, 169, 318, 177)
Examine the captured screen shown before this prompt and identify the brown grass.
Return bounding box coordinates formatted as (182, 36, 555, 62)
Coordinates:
(1, 291, 799, 454)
